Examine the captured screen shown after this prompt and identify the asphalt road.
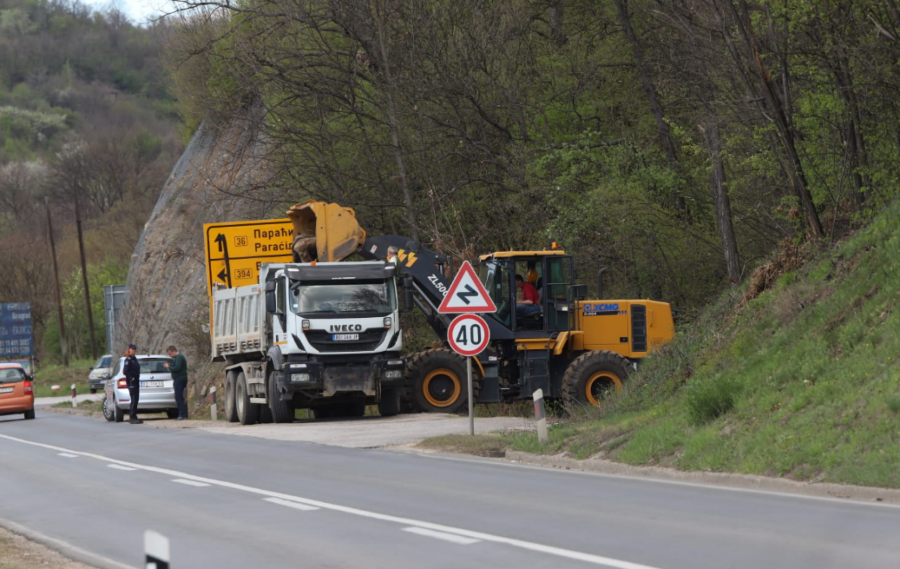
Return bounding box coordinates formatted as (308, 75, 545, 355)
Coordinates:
(1, 413, 899, 569)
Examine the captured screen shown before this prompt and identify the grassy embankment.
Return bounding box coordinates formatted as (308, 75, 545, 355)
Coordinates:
(422, 204, 900, 488)
(32, 359, 96, 398)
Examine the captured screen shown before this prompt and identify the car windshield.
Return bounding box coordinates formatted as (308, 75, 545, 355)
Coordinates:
(139, 358, 173, 374)
(95, 356, 111, 368)
(0, 368, 26, 384)
(290, 280, 396, 316)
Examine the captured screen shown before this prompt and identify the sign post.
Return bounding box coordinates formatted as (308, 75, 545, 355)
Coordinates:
(439, 261, 496, 435)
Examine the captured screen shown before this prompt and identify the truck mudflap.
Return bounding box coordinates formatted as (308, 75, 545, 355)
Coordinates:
(280, 359, 405, 397)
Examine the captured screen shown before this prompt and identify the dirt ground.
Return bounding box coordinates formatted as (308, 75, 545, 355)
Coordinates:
(0, 527, 96, 569)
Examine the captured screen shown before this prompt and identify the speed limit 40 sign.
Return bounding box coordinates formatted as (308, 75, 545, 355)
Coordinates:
(447, 314, 490, 357)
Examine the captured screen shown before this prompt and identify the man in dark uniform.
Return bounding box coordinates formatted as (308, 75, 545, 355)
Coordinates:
(123, 344, 143, 424)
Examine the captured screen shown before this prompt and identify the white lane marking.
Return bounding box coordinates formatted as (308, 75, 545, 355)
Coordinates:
(265, 497, 319, 511)
(0, 433, 663, 569)
(58, 453, 78, 458)
(108, 464, 138, 471)
(172, 479, 210, 487)
(404, 526, 481, 545)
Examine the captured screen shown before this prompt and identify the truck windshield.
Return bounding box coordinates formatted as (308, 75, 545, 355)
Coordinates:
(291, 280, 396, 316)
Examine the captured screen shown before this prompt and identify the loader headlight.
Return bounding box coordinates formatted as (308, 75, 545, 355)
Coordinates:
(291, 373, 311, 382)
(384, 370, 403, 380)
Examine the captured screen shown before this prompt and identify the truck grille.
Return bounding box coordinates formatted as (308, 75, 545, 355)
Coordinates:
(631, 304, 647, 353)
(305, 329, 387, 353)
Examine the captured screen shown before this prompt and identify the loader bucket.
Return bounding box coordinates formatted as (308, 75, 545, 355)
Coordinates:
(286, 200, 367, 262)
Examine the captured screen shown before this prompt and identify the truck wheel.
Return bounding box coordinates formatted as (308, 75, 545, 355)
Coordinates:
(236, 372, 259, 425)
(345, 401, 366, 417)
(407, 349, 478, 413)
(378, 387, 400, 417)
(269, 371, 294, 423)
(313, 406, 333, 420)
(562, 350, 628, 411)
(224, 371, 238, 423)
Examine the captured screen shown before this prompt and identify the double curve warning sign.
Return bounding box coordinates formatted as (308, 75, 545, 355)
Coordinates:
(437, 261, 497, 314)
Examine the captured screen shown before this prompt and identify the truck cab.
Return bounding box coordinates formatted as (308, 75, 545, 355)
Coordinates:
(212, 261, 406, 423)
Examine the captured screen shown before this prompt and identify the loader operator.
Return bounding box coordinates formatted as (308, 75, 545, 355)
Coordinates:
(515, 274, 540, 318)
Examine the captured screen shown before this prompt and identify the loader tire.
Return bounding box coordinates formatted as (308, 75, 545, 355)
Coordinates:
(269, 371, 295, 423)
(406, 348, 479, 413)
(562, 350, 629, 411)
(224, 371, 239, 423)
(236, 372, 259, 425)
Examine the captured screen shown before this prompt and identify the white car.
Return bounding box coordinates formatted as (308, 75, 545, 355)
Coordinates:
(88, 354, 113, 393)
(102, 354, 177, 422)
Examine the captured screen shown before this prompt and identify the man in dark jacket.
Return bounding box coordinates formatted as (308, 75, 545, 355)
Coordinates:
(164, 345, 188, 420)
(123, 344, 143, 424)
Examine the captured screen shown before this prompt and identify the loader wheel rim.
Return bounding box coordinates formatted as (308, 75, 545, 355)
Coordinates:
(423, 368, 461, 408)
(585, 372, 622, 406)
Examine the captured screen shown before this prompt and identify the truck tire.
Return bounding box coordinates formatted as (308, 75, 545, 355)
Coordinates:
(269, 371, 294, 423)
(224, 371, 238, 423)
(378, 387, 400, 417)
(345, 401, 366, 417)
(562, 350, 629, 411)
(406, 348, 479, 413)
(236, 372, 259, 425)
(313, 405, 334, 420)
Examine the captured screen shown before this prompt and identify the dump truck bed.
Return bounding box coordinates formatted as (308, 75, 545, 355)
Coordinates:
(211, 284, 265, 360)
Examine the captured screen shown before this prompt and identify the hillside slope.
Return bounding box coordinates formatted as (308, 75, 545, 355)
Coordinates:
(511, 203, 900, 488)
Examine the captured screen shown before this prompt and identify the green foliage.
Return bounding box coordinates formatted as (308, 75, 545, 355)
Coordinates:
(685, 378, 741, 425)
(504, 202, 900, 487)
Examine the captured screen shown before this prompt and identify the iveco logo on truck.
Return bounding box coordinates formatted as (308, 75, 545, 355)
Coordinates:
(329, 324, 363, 332)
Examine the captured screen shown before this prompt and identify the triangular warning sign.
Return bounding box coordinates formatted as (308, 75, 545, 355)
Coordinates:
(438, 261, 497, 314)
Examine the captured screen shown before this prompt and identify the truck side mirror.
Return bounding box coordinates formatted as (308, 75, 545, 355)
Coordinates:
(402, 275, 413, 313)
(265, 291, 277, 314)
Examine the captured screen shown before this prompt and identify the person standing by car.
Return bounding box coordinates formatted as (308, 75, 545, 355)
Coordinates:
(164, 345, 188, 420)
(123, 344, 143, 424)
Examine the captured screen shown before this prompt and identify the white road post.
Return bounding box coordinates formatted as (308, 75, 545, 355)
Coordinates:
(144, 530, 170, 569)
(533, 388, 548, 443)
(209, 386, 217, 421)
(467, 357, 474, 435)
(71, 383, 76, 408)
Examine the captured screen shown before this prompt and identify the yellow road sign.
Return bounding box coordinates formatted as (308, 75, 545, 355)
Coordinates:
(204, 219, 294, 295)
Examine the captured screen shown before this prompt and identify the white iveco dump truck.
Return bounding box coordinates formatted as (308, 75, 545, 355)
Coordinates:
(211, 261, 407, 424)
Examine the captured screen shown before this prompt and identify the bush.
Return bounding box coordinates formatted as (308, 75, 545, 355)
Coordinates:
(686, 378, 741, 425)
(887, 396, 900, 415)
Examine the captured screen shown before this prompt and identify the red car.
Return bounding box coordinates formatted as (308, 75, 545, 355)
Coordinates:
(0, 363, 35, 420)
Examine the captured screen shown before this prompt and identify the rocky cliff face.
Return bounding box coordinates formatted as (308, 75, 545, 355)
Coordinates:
(118, 109, 279, 411)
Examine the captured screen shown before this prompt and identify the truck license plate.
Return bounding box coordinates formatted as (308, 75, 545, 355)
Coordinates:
(140, 381, 163, 388)
(0, 387, 13, 394)
(332, 334, 359, 341)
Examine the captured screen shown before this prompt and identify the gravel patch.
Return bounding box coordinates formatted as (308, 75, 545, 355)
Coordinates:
(0, 526, 97, 569)
(143, 413, 535, 448)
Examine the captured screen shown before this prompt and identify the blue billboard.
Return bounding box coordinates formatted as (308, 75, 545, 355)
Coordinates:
(0, 302, 33, 357)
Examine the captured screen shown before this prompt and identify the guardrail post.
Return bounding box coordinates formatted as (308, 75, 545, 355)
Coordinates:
(209, 387, 217, 421)
(144, 530, 170, 569)
(71, 383, 76, 408)
(533, 388, 548, 443)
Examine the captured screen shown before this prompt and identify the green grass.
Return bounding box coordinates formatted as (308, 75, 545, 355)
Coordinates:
(32, 359, 96, 398)
(501, 202, 900, 488)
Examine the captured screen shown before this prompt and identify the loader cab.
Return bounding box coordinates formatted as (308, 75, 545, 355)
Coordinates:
(479, 251, 576, 335)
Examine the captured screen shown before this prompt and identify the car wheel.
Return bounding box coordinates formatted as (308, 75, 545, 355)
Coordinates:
(114, 399, 125, 423)
(24, 409, 35, 420)
(166, 409, 179, 419)
(90, 388, 97, 394)
(102, 396, 115, 422)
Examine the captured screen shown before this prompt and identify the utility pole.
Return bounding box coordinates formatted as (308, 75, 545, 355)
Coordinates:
(45, 198, 68, 366)
(73, 190, 98, 360)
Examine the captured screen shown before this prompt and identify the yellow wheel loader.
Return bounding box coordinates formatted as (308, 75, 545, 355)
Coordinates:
(285, 200, 675, 412)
